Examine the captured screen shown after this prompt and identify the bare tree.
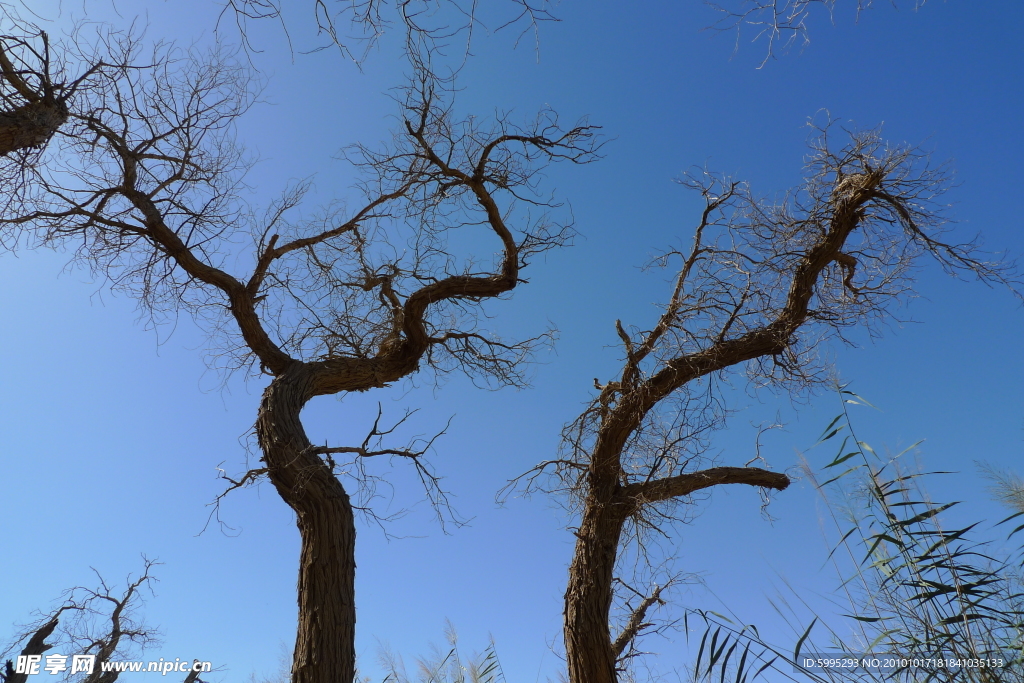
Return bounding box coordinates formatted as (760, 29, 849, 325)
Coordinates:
(0, 16, 132, 242)
(221, 0, 929, 64)
(1, 560, 204, 683)
(220, 0, 556, 62)
(708, 0, 930, 65)
(509, 121, 1017, 683)
(0, 24, 599, 682)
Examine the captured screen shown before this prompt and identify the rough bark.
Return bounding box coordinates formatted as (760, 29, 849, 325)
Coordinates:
(256, 364, 358, 683)
(0, 98, 67, 156)
(243, 175, 526, 681)
(564, 502, 628, 683)
(0, 32, 70, 157)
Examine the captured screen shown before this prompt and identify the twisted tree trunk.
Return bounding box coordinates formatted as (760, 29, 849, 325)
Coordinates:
(256, 364, 357, 683)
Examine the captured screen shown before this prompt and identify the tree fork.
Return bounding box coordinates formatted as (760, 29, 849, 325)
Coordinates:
(563, 467, 789, 681)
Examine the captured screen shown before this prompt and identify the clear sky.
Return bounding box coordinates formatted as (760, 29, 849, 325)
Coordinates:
(2, 1, 1023, 681)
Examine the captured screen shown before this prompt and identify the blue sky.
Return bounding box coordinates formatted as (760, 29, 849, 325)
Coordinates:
(2, 0, 1023, 680)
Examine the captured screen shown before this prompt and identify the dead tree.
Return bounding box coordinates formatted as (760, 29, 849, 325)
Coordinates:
(221, 0, 556, 60)
(1, 560, 202, 683)
(510, 123, 1017, 683)
(0, 28, 599, 682)
(707, 1, 931, 66)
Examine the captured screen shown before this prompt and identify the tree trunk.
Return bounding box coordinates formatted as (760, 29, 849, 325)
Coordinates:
(4, 618, 58, 683)
(0, 99, 67, 156)
(564, 497, 627, 683)
(256, 365, 357, 683)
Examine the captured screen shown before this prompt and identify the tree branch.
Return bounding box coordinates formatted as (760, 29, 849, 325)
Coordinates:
(2, 618, 58, 683)
(618, 466, 790, 515)
(612, 584, 668, 659)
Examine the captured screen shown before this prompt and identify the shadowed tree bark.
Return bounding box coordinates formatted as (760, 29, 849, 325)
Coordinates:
(510, 122, 1018, 683)
(0, 29, 598, 681)
(1, 618, 58, 683)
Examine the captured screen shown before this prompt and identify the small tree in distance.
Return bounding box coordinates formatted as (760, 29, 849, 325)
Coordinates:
(0, 560, 210, 683)
(0, 24, 600, 683)
(509, 122, 1019, 683)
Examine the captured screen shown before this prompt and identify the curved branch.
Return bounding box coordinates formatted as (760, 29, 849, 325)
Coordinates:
(599, 170, 886, 461)
(118, 181, 296, 374)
